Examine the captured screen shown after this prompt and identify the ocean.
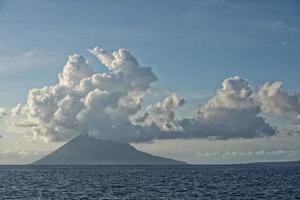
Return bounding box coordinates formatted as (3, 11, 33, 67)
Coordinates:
(0, 164, 299, 199)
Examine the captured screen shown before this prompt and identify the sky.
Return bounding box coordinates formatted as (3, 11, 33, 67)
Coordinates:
(0, 0, 300, 164)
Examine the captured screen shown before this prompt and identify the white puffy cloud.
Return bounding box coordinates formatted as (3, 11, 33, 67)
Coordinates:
(11, 47, 157, 142)
(8, 48, 290, 143)
(201, 76, 254, 111)
(58, 54, 95, 88)
(133, 77, 275, 140)
(134, 94, 185, 132)
(89, 47, 157, 91)
(255, 81, 300, 115)
(195, 76, 276, 139)
(133, 77, 276, 140)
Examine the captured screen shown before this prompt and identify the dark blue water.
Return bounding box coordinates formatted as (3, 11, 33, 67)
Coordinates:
(0, 165, 299, 200)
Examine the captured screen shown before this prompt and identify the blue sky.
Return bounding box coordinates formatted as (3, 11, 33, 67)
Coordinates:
(0, 0, 299, 106)
(0, 0, 300, 164)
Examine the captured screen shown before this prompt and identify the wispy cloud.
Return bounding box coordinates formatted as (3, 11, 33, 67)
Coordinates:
(0, 48, 55, 74)
(197, 149, 300, 158)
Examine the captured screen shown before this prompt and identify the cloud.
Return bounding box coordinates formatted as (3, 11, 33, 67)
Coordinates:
(0, 108, 7, 117)
(197, 149, 300, 158)
(134, 94, 185, 132)
(0, 150, 35, 159)
(255, 81, 300, 115)
(9, 47, 300, 143)
(195, 76, 276, 139)
(11, 47, 157, 142)
(254, 81, 300, 133)
(58, 54, 94, 88)
(0, 150, 10, 158)
(0, 49, 55, 74)
(134, 77, 275, 140)
(17, 150, 29, 156)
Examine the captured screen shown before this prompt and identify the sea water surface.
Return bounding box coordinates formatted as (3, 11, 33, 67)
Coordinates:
(0, 164, 299, 199)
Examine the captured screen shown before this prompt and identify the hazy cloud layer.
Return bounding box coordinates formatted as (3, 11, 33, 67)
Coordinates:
(0, 49, 55, 74)
(6, 47, 300, 143)
(0, 108, 7, 118)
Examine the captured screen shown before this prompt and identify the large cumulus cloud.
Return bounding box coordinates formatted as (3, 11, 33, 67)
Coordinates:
(134, 77, 275, 140)
(196, 76, 276, 139)
(8, 47, 299, 143)
(11, 47, 157, 142)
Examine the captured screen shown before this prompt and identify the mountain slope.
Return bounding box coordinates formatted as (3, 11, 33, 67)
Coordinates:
(32, 135, 186, 165)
